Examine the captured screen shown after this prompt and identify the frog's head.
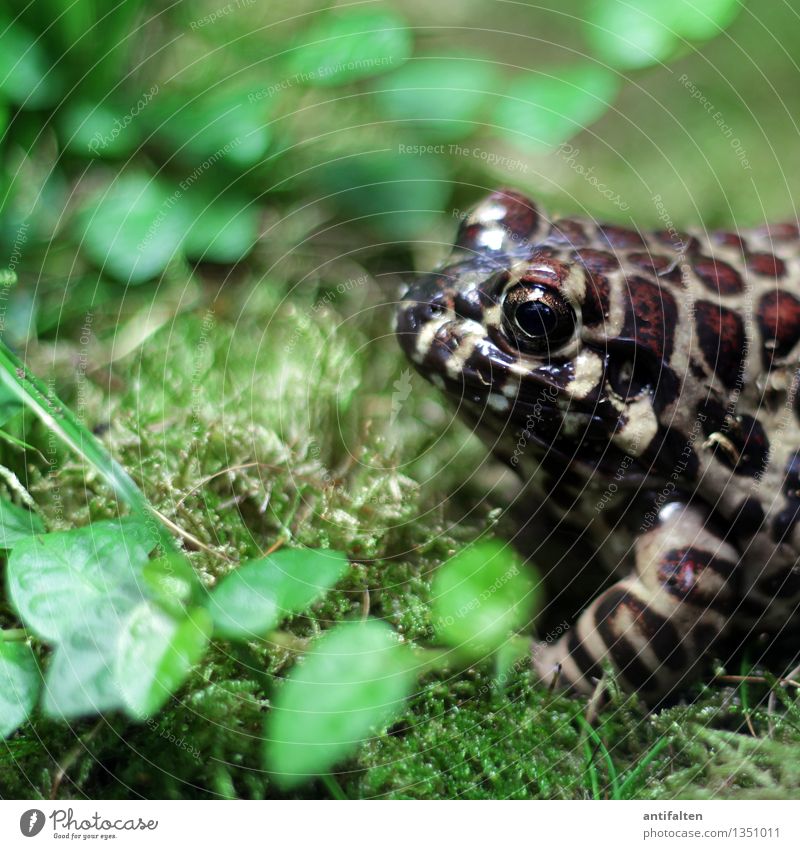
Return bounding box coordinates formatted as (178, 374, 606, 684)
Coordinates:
(396, 190, 685, 483)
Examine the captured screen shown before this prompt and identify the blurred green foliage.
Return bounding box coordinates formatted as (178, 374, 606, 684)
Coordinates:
(0, 0, 759, 304)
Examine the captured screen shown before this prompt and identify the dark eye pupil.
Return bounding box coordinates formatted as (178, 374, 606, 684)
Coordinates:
(501, 284, 576, 353)
(514, 300, 558, 337)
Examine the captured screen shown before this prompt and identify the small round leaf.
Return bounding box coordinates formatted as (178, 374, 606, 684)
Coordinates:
(76, 172, 189, 284)
(208, 548, 348, 640)
(285, 10, 412, 86)
(492, 65, 619, 150)
(432, 540, 538, 658)
(265, 619, 415, 787)
(373, 56, 499, 141)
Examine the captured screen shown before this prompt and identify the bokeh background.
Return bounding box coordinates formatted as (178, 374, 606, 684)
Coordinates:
(2, 0, 800, 800)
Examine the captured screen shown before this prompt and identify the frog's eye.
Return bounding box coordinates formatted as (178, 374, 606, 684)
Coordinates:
(502, 284, 576, 353)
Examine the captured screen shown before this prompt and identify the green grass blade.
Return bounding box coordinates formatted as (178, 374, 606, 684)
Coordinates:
(617, 737, 669, 799)
(0, 340, 176, 552)
(575, 715, 620, 799)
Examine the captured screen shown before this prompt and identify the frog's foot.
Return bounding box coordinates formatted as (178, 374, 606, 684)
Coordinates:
(533, 500, 740, 701)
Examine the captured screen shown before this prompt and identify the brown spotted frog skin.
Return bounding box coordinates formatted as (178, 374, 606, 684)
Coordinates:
(396, 189, 800, 701)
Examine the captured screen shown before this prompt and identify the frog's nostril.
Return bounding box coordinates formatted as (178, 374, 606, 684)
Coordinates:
(453, 288, 484, 322)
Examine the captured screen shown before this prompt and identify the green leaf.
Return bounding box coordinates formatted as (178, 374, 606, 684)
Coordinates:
(143, 554, 203, 618)
(42, 608, 126, 719)
(671, 0, 741, 40)
(492, 65, 619, 150)
(7, 519, 157, 643)
(585, 1, 677, 69)
(57, 100, 143, 158)
(0, 639, 40, 738)
(265, 619, 415, 786)
(585, 0, 741, 69)
(432, 540, 538, 658)
(149, 86, 269, 168)
(0, 498, 44, 550)
(0, 15, 62, 108)
(76, 172, 189, 284)
(116, 604, 212, 719)
(318, 149, 450, 239)
(182, 192, 259, 263)
(285, 9, 412, 86)
(373, 56, 499, 141)
(208, 548, 348, 640)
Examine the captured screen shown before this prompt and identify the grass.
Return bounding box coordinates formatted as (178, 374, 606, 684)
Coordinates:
(0, 248, 798, 800)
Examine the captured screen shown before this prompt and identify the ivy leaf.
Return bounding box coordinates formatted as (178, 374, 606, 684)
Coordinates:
(373, 55, 499, 141)
(208, 548, 348, 640)
(0, 498, 44, 550)
(142, 554, 203, 619)
(492, 65, 619, 150)
(42, 607, 126, 719)
(431, 540, 538, 658)
(0, 640, 40, 738)
(76, 172, 189, 284)
(0, 15, 62, 108)
(285, 9, 412, 86)
(7, 519, 157, 643)
(116, 604, 212, 719)
(265, 619, 415, 787)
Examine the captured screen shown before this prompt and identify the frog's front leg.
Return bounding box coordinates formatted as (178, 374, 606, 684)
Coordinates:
(533, 500, 741, 701)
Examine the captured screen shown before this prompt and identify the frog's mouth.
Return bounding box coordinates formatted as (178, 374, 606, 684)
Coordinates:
(396, 306, 649, 484)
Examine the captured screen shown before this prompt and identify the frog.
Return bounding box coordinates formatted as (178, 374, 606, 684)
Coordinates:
(395, 188, 800, 701)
